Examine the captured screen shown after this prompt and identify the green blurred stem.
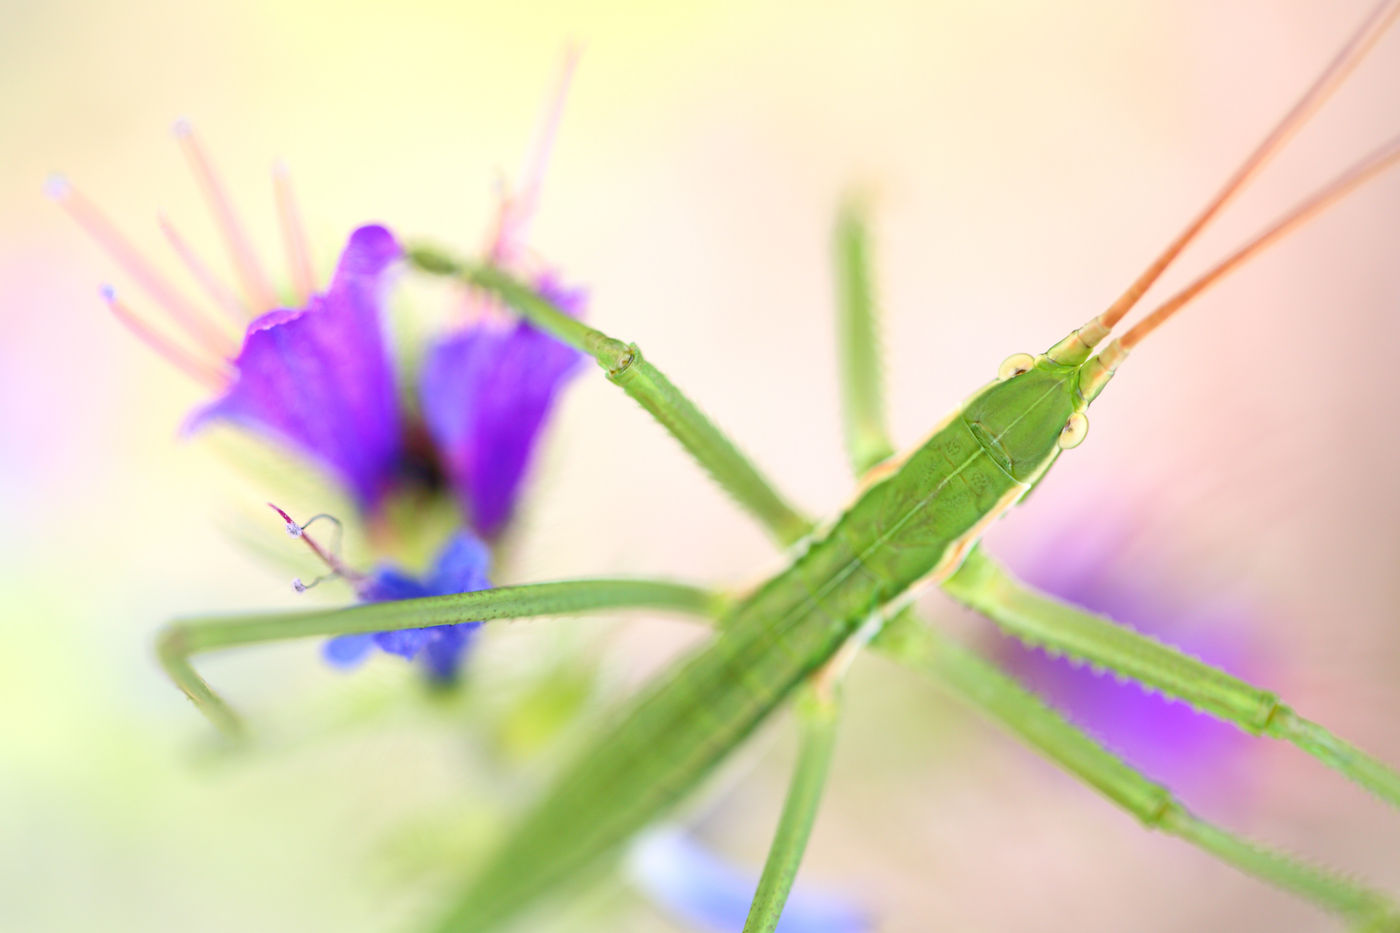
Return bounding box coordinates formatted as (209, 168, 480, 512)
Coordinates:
(158, 579, 722, 740)
(742, 689, 842, 933)
(833, 197, 895, 475)
(407, 244, 812, 548)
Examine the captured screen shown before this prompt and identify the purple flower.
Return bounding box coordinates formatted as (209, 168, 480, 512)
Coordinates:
(420, 276, 584, 538)
(418, 55, 588, 538)
(626, 827, 871, 933)
(325, 531, 493, 681)
(987, 497, 1269, 799)
(187, 226, 405, 510)
(52, 125, 408, 512)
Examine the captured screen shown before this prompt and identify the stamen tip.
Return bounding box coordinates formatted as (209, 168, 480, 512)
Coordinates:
(172, 118, 193, 139)
(291, 578, 308, 593)
(99, 284, 117, 303)
(266, 502, 302, 536)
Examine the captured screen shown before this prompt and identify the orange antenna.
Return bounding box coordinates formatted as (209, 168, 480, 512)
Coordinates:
(1118, 131, 1400, 351)
(1090, 0, 1400, 336)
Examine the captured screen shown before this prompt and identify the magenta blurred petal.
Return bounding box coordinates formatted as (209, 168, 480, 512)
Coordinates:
(420, 275, 584, 537)
(187, 225, 405, 509)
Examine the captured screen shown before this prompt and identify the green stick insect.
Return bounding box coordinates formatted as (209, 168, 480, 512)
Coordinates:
(154, 2, 1400, 930)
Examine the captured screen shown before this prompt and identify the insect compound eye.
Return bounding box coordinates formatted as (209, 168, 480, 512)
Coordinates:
(998, 353, 1036, 380)
(1058, 412, 1089, 450)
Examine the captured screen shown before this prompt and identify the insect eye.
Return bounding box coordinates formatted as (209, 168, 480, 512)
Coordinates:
(1058, 412, 1089, 450)
(998, 353, 1036, 380)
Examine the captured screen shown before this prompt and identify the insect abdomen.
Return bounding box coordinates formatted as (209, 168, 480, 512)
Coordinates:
(437, 415, 1024, 931)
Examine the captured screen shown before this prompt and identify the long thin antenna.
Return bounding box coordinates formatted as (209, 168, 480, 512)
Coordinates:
(1090, 0, 1400, 336)
(1118, 131, 1400, 350)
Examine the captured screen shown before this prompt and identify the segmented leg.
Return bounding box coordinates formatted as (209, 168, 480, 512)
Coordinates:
(872, 610, 1400, 930)
(940, 546, 1400, 809)
(742, 686, 843, 933)
(834, 201, 1400, 925)
(158, 578, 721, 738)
(407, 245, 812, 547)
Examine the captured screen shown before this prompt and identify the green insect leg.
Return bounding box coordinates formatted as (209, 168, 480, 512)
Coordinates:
(407, 246, 812, 548)
(941, 546, 1400, 810)
(158, 578, 721, 739)
(742, 687, 843, 933)
(872, 610, 1400, 929)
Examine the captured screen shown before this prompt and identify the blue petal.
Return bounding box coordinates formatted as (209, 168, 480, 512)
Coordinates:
(372, 627, 431, 660)
(323, 633, 375, 667)
(420, 623, 482, 683)
(426, 534, 493, 594)
(627, 828, 871, 933)
(322, 531, 494, 680)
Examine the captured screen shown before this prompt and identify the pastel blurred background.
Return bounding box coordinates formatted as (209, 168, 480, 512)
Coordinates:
(4, 0, 1399, 930)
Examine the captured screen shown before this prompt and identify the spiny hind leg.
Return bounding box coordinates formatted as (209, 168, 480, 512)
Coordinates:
(871, 609, 1400, 930)
(159, 577, 722, 738)
(940, 545, 1400, 809)
(409, 247, 813, 547)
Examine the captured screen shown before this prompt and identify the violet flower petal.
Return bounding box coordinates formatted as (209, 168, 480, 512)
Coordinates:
(627, 827, 871, 933)
(322, 532, 493, 680)
(187, 225, 405, 510)
(420, 278, 584, 538)
(992, 517, 1266, 799)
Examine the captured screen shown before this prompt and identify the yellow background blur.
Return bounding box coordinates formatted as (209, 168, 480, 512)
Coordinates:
(3, 0, 1399, 930)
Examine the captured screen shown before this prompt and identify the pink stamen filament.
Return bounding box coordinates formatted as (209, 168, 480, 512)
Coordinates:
(174, 121, 280, 313)
(52, 181, 239, 358)
(267, 503, 365, 588)
(487, 46, 580, 265)
(273, 162, 317, 304)
(101, 287, 231, 391)
(158, 214, 250, 325)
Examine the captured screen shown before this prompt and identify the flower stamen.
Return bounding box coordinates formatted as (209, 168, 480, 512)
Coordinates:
(49, 174, 238, 358)
(268, 503, 365, 591)
(99, 286, 231, 390)
(273, 161, 317, 305)
(486, 46, 579, 266)
(173, 120, 279, 312)
(157, 213, 249, 324)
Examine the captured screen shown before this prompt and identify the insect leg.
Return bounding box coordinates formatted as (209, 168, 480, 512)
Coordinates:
(741, 685, 843, 933)
(940, 546, 1400, 809)
(157, 577, 722, 739)
(408, 246, 813, 547)
(872, 610, 1400, 928)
